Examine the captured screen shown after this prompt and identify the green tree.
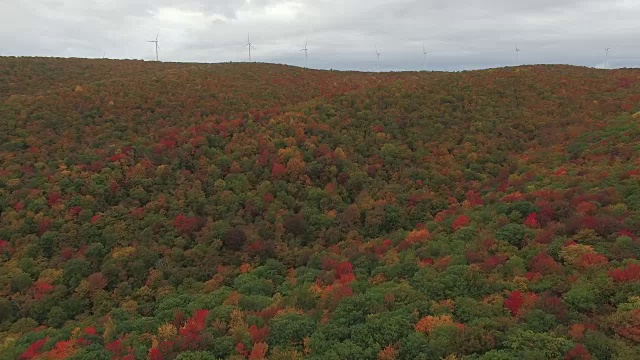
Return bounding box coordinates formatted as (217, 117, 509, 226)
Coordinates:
(63, 258, 92, 289)
(47, 306, 69, 327)
(563, 282, 600, 311)
(496, 223, 528, 248)
(10, 271, 33, 292)
(68, 344, 112, 360)
(0, 298, 15, 323)
(504, 329, 573, 359)
(175, 351, 219, 360)
(269, 312, 316, 349)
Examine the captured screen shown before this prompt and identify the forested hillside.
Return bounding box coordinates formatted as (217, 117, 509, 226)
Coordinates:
(1, 57, 639, 360)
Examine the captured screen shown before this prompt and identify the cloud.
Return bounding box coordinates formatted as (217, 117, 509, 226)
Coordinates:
(1, 0, 639, 71)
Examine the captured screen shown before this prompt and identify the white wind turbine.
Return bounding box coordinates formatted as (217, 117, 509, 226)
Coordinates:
(147, 32, 159, 61)
(245, 33, 255, 62)
(515, 44, 521, 65)
(301, 39, 309, 68)
(605, 48, 611, 69)
(375, 45, 381, 72)
(422, 44, 428, 71)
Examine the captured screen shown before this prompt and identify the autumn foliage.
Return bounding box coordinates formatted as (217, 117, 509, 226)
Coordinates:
(2, 58, 640, 359)
(415, 315, 458, 335)
(504, 290, 538, 316)
(609, 263, 640, 282)
(564, 344, 592, 360)
(451, 215, 471, 230)
(20, 338, 48, 359)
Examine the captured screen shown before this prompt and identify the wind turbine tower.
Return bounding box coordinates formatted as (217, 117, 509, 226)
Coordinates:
(515, 45, 521, 65)
(301, 40, 309, 68)
(245, 33, 255, 62)
(376, 45, 381, 72)
(147, 33, 159, 61)
(605, 48, 611, 69)
(422, 44, 428, 71)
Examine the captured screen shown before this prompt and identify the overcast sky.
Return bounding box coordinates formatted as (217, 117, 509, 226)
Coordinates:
(1, 0, 639, 71)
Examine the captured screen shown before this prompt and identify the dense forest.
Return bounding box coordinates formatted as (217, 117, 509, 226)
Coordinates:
(0, 57, 639, 359)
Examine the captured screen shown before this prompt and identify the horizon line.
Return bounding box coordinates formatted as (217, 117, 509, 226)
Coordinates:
(0, 55, 632, 73)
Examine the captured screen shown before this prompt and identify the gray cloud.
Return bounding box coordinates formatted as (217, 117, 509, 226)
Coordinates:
(1, 0, 639, 71)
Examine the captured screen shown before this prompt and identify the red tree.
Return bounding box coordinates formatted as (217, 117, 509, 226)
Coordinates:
(31, 281, 55, 300)
(0, 240, 10, 254)
(148, 348, 164, 360)
(523, 213, 539, 228)
(529, 252, 562, 275)
(48, 192, 61, 207)
(564, 344, 592, 360)
(481, 254, 509, 271)
(451, 215, 470, 231)
(249, 342, 268, 360)
(173, 215, 203, 235)
(178, 309, 208, 350)
(248, 325, 270, 344)
(504, 291, 525, 316)
(609, 263, 640, 282)
(237, 343, 249, 357)
(271, 162, 287, 178)
(577, 253, 608, 268)
(20, 338, 48, 360)
(82, 326, 96, 336)
(105, 339, 123, 357)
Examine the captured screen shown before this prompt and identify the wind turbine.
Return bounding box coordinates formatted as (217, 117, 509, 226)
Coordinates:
(605, 48, 611, 69)
(375, 44, 381, 72)
(301, 39, 308, 68)
(147, 33, 159, 61)
(515, 44, 521, 65)
(245, 33, 255, 62)
(422, 44, 428, 71)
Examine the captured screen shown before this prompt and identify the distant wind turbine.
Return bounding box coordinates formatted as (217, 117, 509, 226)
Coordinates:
(605, 48, 611, 69)
(147, 33, 159, 61)
(301, 39, 308, 68)
(245, 33, 255, 62)
(422, 44, 428, 71)
(515, 45, 521, 65)
(375, 45, 381, 72)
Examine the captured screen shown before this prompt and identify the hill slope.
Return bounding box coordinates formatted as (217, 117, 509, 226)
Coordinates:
(1, 58, 640, 359)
